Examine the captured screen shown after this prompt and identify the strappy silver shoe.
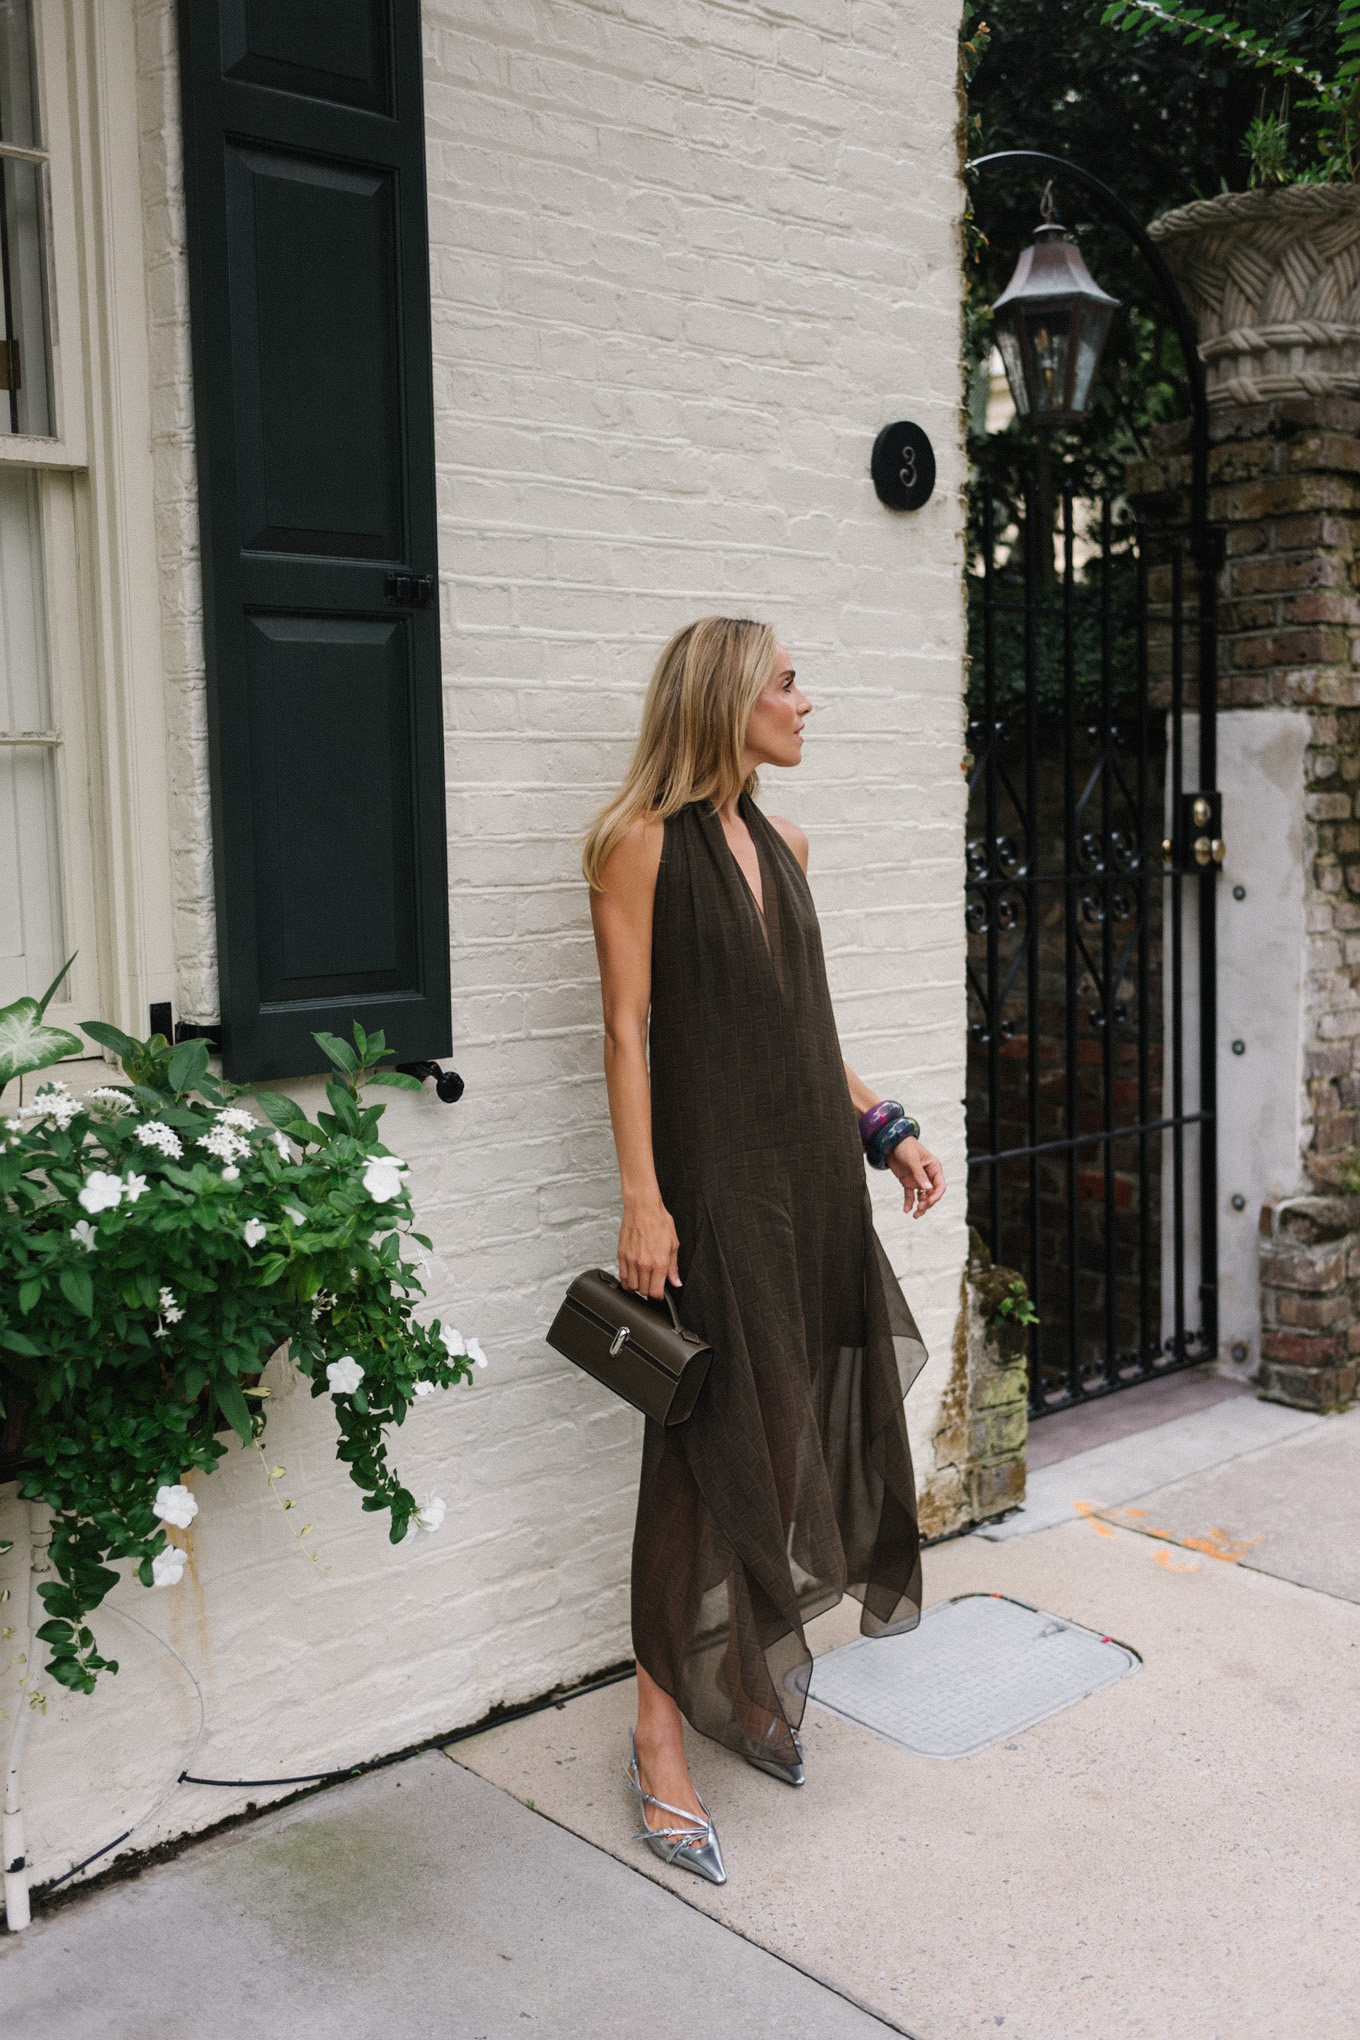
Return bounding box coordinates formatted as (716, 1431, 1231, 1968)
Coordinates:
(744, 1721, 804, 1787)
(625, 1733, 727, 1885)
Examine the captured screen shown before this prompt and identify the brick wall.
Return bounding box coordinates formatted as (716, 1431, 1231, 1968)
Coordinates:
(1258, 1193, 1360, 1410)
(1, 0, 969, 1892)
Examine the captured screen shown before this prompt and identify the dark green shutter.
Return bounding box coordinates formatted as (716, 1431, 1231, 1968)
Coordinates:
(178, 0, 449, 1081)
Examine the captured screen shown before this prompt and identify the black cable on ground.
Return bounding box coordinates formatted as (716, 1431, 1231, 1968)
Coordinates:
(177, 1661, 639, 1790)
(45, 1829, 135, 1892)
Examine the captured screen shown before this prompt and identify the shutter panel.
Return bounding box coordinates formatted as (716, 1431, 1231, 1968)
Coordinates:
(178, 0, 449, 1081)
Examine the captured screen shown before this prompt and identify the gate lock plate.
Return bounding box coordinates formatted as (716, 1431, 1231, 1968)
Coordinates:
(1163, 791, 1225, 872)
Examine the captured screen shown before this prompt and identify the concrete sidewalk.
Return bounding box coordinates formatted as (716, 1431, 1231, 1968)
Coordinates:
(0, 1750, 896, 2039)
(4, 1394, 1358, 2040)
(458, 1399, 1360, 2040)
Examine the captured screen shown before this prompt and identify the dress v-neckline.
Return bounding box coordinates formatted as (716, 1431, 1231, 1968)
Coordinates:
(719, 800, 767, 926)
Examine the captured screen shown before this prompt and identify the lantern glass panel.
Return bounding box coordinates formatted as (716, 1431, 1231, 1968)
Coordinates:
(994, 322, 1031, 418)
(1072, 303, 1112, 416)
(1027, 310, 1070, 418)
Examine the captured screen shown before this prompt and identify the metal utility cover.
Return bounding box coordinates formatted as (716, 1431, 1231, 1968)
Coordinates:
(807, 1593, 1139, 1758)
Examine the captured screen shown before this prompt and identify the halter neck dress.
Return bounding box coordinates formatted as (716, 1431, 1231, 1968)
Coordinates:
(631, 794, 927, 1765)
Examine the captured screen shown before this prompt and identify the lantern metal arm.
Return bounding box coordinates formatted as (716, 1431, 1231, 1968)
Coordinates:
(967, 149, 1216, 571)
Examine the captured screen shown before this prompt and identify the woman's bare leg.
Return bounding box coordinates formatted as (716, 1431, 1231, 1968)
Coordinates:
(633, 1663, 707, 1829)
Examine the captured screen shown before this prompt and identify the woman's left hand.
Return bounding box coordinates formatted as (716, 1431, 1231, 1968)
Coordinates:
(886, 1136, 945, 1219)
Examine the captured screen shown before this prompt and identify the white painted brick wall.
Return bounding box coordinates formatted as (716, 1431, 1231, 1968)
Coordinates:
(1, 0, 969, 1891)
(132, 0, 217, 1024)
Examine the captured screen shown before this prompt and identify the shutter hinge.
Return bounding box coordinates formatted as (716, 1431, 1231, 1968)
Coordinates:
(384, 571, 435, 608)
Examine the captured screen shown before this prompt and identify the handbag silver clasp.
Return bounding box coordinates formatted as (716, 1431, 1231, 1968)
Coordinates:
(609, 1326, 630, 1358)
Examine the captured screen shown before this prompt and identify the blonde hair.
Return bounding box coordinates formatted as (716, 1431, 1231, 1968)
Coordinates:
(582, 616, 777, 889)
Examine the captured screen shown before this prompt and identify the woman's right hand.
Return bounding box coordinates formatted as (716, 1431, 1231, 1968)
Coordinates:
(619, 1198, 681, 1299)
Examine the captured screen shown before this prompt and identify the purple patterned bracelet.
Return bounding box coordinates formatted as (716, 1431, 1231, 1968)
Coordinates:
(858, 1100, 922, 1169)
(858, 1100, 903, 1146)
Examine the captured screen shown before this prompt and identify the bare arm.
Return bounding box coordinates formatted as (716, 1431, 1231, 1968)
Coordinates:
(589, 817, 680, 1298)
(770, 813, 946, 1221)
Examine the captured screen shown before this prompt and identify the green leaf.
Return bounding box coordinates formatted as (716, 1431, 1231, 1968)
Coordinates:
(18, 1278, 42, 1314)
(365, 1069, 424, 1091)
(325, 1082, 362, 1134)
(37, 1581, 82, 1620)
(81, 1019, 138, 1059)
(0, 993, 84, 1095)
(47, 1657, 97, 1694)
(314, 1030, 359, 1074)
(167, 1037, 211, 1095)
(0, 1329, 41, 1357)
(58, 1266, 95, 1319)
(214, 1374, 253, 1442)
(35, 1619, 74, 1645)
(252, 1089, 311, 1136)
(35, 955, 77, 1013)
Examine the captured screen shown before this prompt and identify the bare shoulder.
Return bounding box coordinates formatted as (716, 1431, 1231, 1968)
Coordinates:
(593, 812, 664, 909)
(767, 814, 809, 874)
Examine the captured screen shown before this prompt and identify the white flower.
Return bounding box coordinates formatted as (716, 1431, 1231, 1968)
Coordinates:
(70, 1219, 97, 1251)
(23, 1083, 79, 1130)
(123, 1171, 149, 1203)
(5, 1117, 21, 1132)
(361, 1155, 407, 1204)
(310, 1288, 337, 1323)
(270, 1130, 291, 1160)
(283, 1206, 306, 1226)
(135, 1121, 183, 1158)
(157, 1287, 184, 1325)
(216, 1107, 257, 1133)
(77, 1170, 124, 1215)
(152, 1544, 187, 1588)
(242, 1217, 267, 1248)
(466, 1337, 488, 1370)
(415, 1492, 445, 1534)
(439, 1325, 466, 1358)
(89, 1087, 135, 1114)
(197, 1124, 250, 1164)
(411, 1378, 436, 1398)
(221, 1165, 239, 1181)
(326, 1355, 365, 1395)
(153, 1483, 199, 1529)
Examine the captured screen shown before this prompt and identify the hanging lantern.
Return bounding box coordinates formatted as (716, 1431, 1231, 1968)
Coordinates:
(990, 183, 1120, 428)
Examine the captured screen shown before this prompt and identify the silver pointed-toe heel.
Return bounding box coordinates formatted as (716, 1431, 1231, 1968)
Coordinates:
(625, 1733, 727, 1885)
(745, 1722, 804, 1787)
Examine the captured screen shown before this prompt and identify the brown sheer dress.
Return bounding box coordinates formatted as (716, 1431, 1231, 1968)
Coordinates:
(631, 794, 927, 1765)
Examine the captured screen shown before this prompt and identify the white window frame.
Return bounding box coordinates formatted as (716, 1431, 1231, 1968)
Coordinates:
(0, 0, 177, 1053)
(0, 0, 85, 471)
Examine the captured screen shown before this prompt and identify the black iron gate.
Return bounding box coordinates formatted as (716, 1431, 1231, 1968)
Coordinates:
(965, 474, 1219, 1418)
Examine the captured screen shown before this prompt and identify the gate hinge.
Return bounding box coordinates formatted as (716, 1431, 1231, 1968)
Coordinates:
(384, 571, 435, 608)
(1164, 791, 1224, 872)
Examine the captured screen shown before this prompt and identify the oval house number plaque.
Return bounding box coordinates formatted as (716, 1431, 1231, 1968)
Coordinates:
(871, 420, 936, 512)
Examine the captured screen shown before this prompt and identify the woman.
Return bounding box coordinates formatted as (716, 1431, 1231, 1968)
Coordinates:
(584, 617, 945, 1885)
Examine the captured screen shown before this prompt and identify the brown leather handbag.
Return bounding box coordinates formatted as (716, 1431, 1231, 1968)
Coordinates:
(547, 1269, 712, 1425)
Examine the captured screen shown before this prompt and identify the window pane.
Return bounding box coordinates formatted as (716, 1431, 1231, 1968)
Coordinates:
(0, 0, 40, 150)
(0, 464, 64, 1004)
(0, 0, 52, 436)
